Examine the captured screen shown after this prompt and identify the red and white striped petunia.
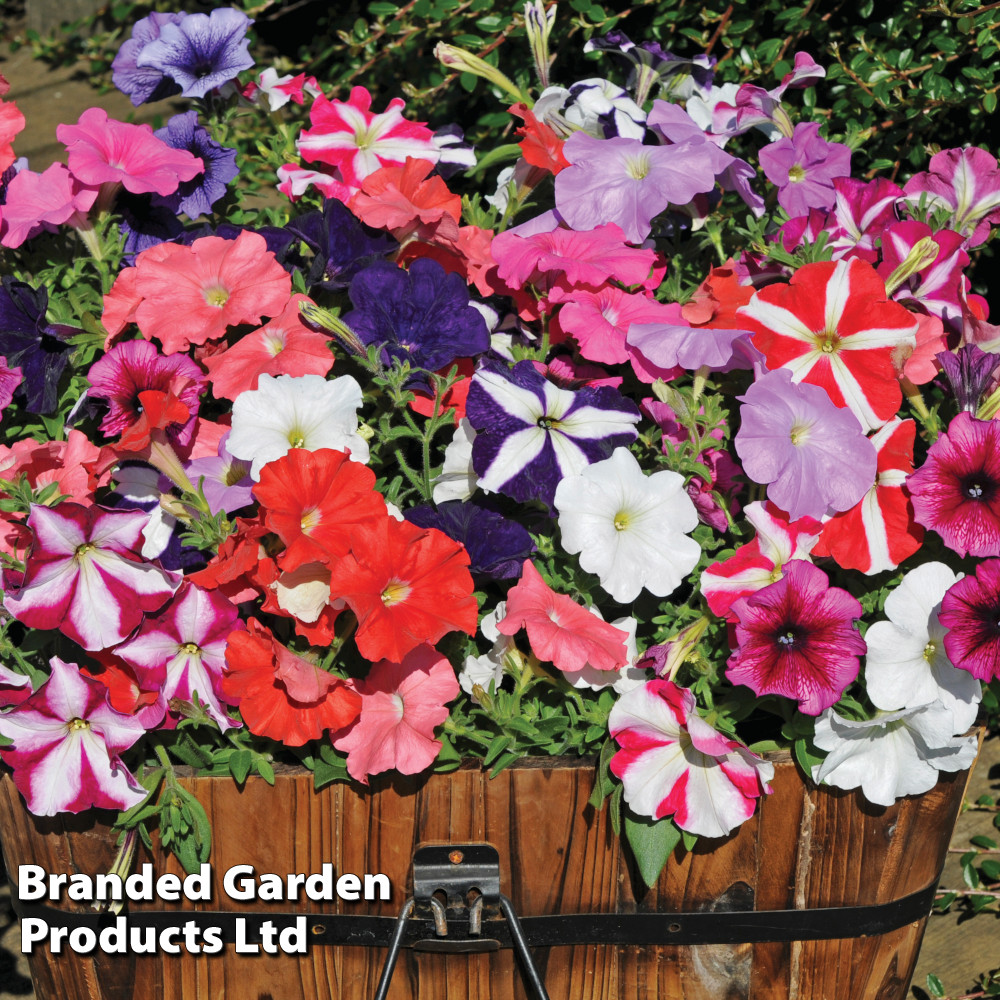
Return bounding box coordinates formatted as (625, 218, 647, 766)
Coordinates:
(737, 258, 918, 431)
(812, 417, 924, 575)
(700, 501, 823, 621)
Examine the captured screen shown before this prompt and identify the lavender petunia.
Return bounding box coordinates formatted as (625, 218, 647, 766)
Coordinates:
(343, 258, 490, 380)
(153, 111, 238, 219)
(554, 132, 719, 243)
(735, 367, 877, 520)
(184, 431, 254, 515)
(135, 8, 255, 100)
(759, 122, 852, 217)
(627, 321, 763, 374)
(111, 11, 186, 106)
(465, 360, 640, 507)
(405, 501, 535, 580)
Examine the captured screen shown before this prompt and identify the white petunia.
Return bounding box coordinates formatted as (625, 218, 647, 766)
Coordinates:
(864, 561, 981, 733)
(554, 447, 700, 603)
(812, 704, 979, 807)
(228, 373, 369, 479)
(432, 418, 478, 503)
(459, 603, 510, 702)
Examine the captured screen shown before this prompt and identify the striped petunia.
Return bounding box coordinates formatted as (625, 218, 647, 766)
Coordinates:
(465, 361, 640, 507)
(736, 258, 918, 432)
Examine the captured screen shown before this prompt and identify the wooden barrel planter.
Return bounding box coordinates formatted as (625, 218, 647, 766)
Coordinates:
(0, 749, 975, 1000)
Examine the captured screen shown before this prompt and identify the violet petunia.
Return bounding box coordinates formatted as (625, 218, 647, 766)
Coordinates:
(111, 11, 186, 106)
(759, 122, 852, 217)
(184, 431, 254, 515)
(735, 367, 877, 520)
(554, 132, 718, 243)
(0, 657, 148, 816)
(936, 345, 1000, 414)
(465, 360, 640, 507)
(134, 8, 255, 100)
(153, 110, 239, 219)
(117, 193, 185, 264)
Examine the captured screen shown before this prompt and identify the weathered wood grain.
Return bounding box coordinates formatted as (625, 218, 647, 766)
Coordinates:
(0, 750, 973, 1000)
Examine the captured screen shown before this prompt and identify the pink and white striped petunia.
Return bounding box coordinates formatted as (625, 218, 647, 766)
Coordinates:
(608, 679, 773, 838)
(700, 501, 823, 621)
(812, 417, 923, 575)
(0, 657, 147, 816)
(296, 86, 439, 190)
(4, 503, 180, 651)
(736, 258, 918, 432)
(113, 581, 244, 731)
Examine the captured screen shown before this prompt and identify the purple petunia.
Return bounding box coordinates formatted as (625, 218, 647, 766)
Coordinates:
(153, 111, 239, 219)
(735, 367, 876, 520)
(405, 500, 535, 581)
(111, 11, 186, 106)
(342, 258, 490, 379)
(117, 193, 185, 264)
(465, 360, 640, 507)
(936, 345, 1000, 414)
(759, 122, 852, 217)
(134, 8, 255, 101)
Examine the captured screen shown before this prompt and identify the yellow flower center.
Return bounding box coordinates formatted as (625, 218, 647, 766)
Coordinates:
(381, 580, 412, 606)
(203, 285, 230, 307)
(814, 329, 841, 354)
(67, 718, 90, 732)
(287, 430, 306, 448)
(625, 153, 650, 180)
(613, 510, 630, 532)
(923, 641, 936, 662)
(788, 164, 806, 183)
(300, 507, 322, 534)
(180, 642, 201, 656)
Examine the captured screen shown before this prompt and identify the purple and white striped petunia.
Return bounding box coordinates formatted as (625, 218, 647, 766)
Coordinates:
(4, 503, 180, 651)
(0, 657, 148, 816)
(114, 581, 244, 731)
(609, 679, 773, 838)
(465, 361, 640, 507)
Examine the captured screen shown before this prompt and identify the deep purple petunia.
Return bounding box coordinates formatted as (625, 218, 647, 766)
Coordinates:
(735, 367, 876, 521)
(726, 560, 865, 715)
(465, 360, 640, 507)
(153, 111, 238, 219)
(284, 198, 397, 293)
(936, 345, 1000, 414)
(134, 8, 255, 100)
(907, 412, 1000, 557)
(111, 11, 186, 106)
(117, 193, 185, 264)
(343, 258, 490, 379)
(940, 559, 1000, 681)
(87, 340, 204, 439)
(0, 277, 75, 415)
(404, 500, 535, 580)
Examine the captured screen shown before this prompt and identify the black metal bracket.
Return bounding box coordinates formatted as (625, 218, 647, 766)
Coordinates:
(374, 844, 550, 1000)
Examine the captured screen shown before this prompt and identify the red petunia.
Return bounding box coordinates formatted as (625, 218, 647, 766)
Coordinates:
(252, 448, 386, 572)
(329, 516, 478, 663)
(509, 102, 569, 174)
(223, 619, 361, 746)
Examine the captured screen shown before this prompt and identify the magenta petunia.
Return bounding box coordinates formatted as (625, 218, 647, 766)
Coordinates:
(57, 107, 203, 197)
(939, 560, 1000, 682)
(4, 502, 180, 651)
(906, 412, 1000, 558)
(726, 560, 865, 715)
(0, 355, 22, 413)
(0, 162, 99, 248)
(0, 656, 148, 816)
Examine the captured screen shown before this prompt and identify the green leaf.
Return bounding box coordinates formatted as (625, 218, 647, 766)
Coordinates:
(229, 750, 252, 786)
(624, 811, 681, 887)
(979, 859, 1000, 881)
(963, 860, 981, 889)
(926, 973, 944, 998)
(971, 835, 998, 850)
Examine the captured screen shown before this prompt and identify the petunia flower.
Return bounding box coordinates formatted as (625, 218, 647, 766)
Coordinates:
(152, 110, 239, 219)
(465, 360, 640, 508)
(726, 560, 865, 715)
(111, 11, 186, 106)
(496, 560, 628, 673)
(940, 559, 1000, 682)
(116, 193, 185, 264)
(554, 131, 718, 243)
(134, 7, 255, 99)
(114, 582, 243, 731)
(459, 603, 512, 703)
(906, 412, 1000, 558)
(0, 355, 22, 414)
(609, 680, 773, 838)
(811, 417, 923, 575)
(533, 79, 646, 141)
(737, 257, 918, 433)
(329, 515, 478, 663)
(735, 367, 877, 521)
(0, 162, 99, 248)
(222, 619, 361, 746)
(865, 561, 981, 732)
(812, 704, 979, 806)
(0, 657, 148, 816)
(57, 108, 203, 198)
(297, 86, 439, 190)
(4, 503, 180, 651)
(243, 68, 322, 111)
(935, 345, 1000, 414)
(759, 122, 851, 216)
(229, 373, 369, 479)
(331, 645, 459, 783)
(182, 431, 255, 516)
(554, 447, 699, 603)
(0, 94, 26, 173)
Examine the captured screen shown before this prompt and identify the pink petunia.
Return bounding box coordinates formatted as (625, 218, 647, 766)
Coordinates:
(609, 680, 773, 838)
(496, 560, 628, 673)
(4, 502, 180, 651)
(0, 355, 22, 413)
(331, 645, 459, 783)
(940, 560, 1000, 682)
(203, 294, 334, 400)
(130, 231, 292, 353)
(0, 162, 99, 248)
(0, 657, 148, 816)
(57, 107, 203, 196)
(0, 96, 26, 172)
